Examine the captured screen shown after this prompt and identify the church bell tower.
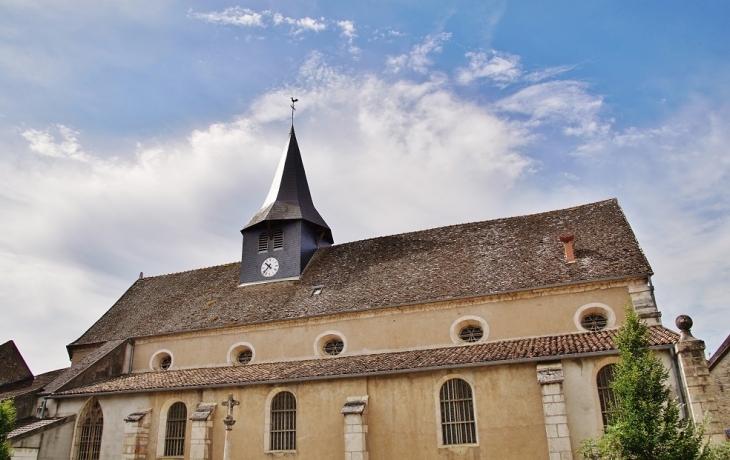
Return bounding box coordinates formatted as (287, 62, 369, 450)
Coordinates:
(239, 126, 333, 285)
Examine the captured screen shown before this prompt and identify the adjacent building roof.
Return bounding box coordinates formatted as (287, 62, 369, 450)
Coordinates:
(72, 199, 651, 347)
(72, 199, 650, 346)
(243, 127, 330, 232)
(44, 340, 126, 394)
(709, 334, 730, 371)
(0, 340, 33, 386)
(0, 368, 67, 402)
(7, 416, 75, 441)
(58, 326, 677, 396)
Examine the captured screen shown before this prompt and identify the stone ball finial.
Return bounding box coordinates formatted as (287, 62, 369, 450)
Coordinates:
(675, 315, 695, 341)
(676, 315, 693, 331)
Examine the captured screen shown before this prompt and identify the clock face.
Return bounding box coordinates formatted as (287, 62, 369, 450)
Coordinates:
(261, 257, 279, 277)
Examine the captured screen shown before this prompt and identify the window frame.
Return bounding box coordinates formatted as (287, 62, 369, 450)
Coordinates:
(164, 402, 187, 457)
(264, 388, 297, 452)
(74, 398, 103, 460)
(596, 363, 617, 427)
(435, 375, 479, 447)
(156, 399, 189, 459)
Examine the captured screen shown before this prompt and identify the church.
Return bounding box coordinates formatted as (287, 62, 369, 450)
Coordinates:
(2, 124, 726, 459)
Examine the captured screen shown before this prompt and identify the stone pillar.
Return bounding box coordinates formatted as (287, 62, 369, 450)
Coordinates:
(341, 396, 369, 460)
(122, 409, 151, 460)
(675, 316, 725, 443)
(537, 363, 573, 460)
(189, 403, 216, 460)
(628, 281, 662, 326)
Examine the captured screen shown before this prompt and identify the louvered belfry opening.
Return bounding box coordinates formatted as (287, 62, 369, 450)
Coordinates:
(273, 229, 284, 250)
(258, 232, 269, 252)
(77, 400, 103, 460)
(439, 378, 477, 445)
(270, 392, 297, 451)
(597, 364, 617, 426)
(164, 402, 187, 456)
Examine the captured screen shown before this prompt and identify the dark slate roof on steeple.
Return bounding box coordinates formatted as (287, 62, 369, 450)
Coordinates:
(71, 199, 653, 346)
(243, 127, 330, 231)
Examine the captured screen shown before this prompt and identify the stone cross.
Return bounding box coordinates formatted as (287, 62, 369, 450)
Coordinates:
(222, 393, 239, 431)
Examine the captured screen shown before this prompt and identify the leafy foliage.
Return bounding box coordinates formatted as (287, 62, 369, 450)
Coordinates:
(579, 305, 726, 460)
(0, 399, 16, 460)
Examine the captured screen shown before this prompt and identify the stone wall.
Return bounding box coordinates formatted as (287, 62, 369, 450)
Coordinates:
(710, 349, 730, 436)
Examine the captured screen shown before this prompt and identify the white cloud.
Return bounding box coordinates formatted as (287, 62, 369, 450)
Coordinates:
(524, 65, 575, 83)
(495, 80, 608, 137)
(190, 8, 329, 36)
(337, 20, 360, 55)
(21, 124, 90, 161)
(456, 50, 522, 87)
(387, 32, 451, 74)
(189, 7, 265, 27)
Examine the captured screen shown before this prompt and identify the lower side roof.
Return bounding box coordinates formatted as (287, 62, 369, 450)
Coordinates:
(56, 326, 678, 397)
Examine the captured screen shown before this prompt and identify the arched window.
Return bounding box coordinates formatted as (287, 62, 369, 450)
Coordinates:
(439, 378, 477, 445)
(77, 400, 103, 460)
(597, 364, 617, 426)
(258, 232, 269, 252)
(273, 229, 284, 250)
(270, 392, 296, 451)
(164, 402, 187, 456)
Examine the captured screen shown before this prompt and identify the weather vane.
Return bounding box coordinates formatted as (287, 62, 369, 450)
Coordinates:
(290, 97, 298, 124)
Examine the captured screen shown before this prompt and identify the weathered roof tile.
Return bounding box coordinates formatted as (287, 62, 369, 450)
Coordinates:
(58, 326, 676, 396)
(72, 199, 651, 346)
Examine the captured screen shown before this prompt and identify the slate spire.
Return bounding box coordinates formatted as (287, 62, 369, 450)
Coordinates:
(243, 126, 331, 235)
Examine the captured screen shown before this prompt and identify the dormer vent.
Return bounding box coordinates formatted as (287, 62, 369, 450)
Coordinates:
(559, 234, 576, 263)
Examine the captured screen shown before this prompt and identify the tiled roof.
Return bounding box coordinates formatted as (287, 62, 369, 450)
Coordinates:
(58, 326, 677, 396)
(72, 199, 652, 346)
(7, 416, 75, 440)
(0, 369, 67, 401)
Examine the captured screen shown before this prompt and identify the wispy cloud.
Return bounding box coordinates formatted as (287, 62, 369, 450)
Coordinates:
(386, 32, 451, 74)
(495, 80, 608, 137)
(21, 124, 90, 162)
(456, 50, 575, 87)
(456, 50, 521, 87)
(189, 7, 265, 27)
(337, 20, 360, 55)
(190, 7, 359, 52)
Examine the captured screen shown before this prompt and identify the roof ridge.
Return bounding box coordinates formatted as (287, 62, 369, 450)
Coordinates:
(136, 261, 240, 281)
(322, 198, 620, 247)
(133, 199, 620, 279)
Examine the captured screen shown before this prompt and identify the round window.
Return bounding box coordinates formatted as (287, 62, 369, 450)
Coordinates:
(323, 339, 344, 356)
(581, 313, 608, 331)
(459, 325, 484, 343)
(237, 349, 253, 365)
(160, 355, 172, 370)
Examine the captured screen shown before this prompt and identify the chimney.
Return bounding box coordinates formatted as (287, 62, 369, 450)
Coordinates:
(559, 234, 576, 263)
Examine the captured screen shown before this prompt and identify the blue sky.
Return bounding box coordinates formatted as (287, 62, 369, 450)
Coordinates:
(1, 0, 729, 374)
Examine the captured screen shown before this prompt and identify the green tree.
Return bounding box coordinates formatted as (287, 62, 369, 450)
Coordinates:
(0, 399, 16, 460)
(579, 305, 717, 460)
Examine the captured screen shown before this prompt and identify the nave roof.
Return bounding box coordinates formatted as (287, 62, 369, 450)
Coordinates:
(72, 198, 652, 346)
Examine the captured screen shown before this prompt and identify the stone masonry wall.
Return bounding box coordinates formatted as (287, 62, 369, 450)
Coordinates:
(710, 352, 730, 436)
